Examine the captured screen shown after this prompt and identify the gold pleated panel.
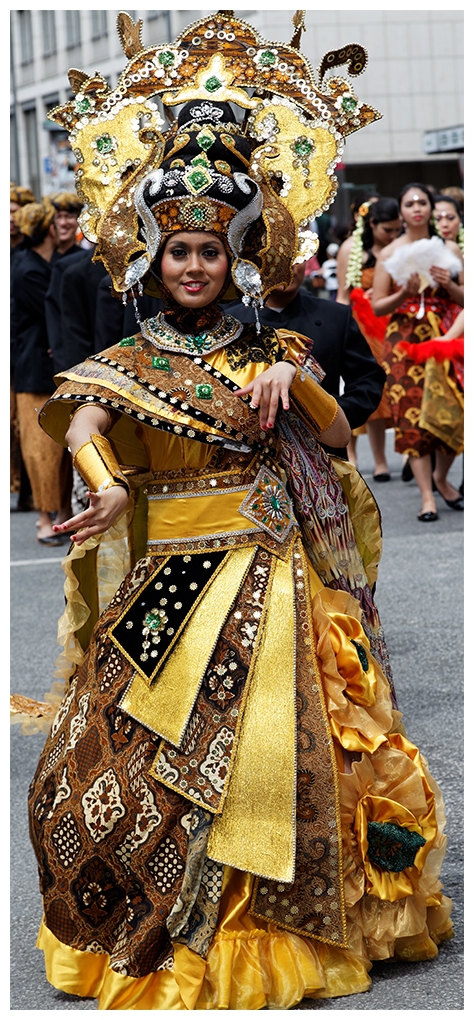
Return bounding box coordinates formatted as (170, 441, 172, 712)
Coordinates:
(207, 553, 297, 882)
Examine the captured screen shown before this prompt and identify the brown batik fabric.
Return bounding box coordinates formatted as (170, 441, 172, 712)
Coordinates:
(383, 290, 458, 457)
(250, 547, 347, 949)
(28, 556, 224, 976)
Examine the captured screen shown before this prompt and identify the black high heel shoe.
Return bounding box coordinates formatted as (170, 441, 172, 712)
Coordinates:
(440, 494, 464, 511)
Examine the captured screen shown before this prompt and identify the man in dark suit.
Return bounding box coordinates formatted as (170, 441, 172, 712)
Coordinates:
(94, 273, 163, 351)
(225, 262, 386, 457)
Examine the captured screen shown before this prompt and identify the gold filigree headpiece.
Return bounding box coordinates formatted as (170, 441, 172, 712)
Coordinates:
(48, 10, 381, 303)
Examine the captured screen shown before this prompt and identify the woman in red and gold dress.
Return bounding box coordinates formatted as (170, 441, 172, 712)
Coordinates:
(372, 183, 463, 521)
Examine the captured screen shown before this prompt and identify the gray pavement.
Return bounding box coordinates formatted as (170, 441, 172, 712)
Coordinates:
(10, 432, 464, 1010)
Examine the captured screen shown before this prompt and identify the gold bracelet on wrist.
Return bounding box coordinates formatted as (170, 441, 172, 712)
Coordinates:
(291, 368, 338, 435)
(72, 434, 130, 496)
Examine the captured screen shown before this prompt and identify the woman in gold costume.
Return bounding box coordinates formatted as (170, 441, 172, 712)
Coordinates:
(19, 12, 454, 1010)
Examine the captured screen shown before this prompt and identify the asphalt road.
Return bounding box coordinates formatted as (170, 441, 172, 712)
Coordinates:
(10, 432, 464, 1011)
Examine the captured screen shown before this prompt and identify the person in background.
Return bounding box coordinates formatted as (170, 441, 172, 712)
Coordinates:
(440, 185, 464, 219)
(94, 272, 163, 350)
(49, 191, 84, 260)
(320, 242, 339, 299)
(10, 183, 36, 261)
(433, 194, 464, 251)
(10, 198, 71, 544)
(336, 196, 402, 479)
(10, 183, 37, 512)
(226, 259, 386, 458)
(372, 182, 464, 522)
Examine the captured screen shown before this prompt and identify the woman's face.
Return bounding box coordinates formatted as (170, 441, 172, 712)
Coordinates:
(160, 232, 229, 308)
(370, 218, 402, 247)
(400, 188, 432, 229)
(434, 201, 461, 242)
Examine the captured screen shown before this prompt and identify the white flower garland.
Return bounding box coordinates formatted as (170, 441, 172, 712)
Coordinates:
(344, 201, 372, 289)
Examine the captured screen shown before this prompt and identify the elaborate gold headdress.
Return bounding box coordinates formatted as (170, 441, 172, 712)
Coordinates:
(47, 10, 381, 307)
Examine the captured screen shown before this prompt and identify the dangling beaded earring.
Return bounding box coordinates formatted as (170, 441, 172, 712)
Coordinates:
(122, 284, 144, 326)
(457, 223, 464, 255)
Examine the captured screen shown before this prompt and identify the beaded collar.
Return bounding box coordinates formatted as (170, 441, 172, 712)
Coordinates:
(140, 311, 243, 355)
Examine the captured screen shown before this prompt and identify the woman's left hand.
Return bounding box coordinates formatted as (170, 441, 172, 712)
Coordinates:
(53, 485, 130, 546)
(430, 264, 452, 289)
(234, 361, 296, 430)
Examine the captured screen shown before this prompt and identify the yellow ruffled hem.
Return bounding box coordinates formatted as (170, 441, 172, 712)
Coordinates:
(37, 920, 206, 1010)
(36, 918, 372, 1010)
(36, 861, 453, 1010)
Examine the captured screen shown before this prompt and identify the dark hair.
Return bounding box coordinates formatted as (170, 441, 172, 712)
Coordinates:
(398, 182, 437, 236)
(398, 182, 435, 210)
(434, 193, 462, 218)
(361, 197, 400, 249)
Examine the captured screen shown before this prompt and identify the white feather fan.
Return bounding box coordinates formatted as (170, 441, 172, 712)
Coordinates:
(383, 237, 462, 292)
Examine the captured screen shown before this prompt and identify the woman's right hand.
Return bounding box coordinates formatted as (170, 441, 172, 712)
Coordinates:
(403, 272, 422, 295)
(53, 485, 130, 546)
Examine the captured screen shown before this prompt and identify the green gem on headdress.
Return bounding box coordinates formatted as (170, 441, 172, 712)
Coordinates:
(75, 97, 93, 115)
(204, 76, 222, 93)
(95, 133, 114, 155)
(258, 50, 277, 67)
(185, 167, 212, 195)
(178, 198, 217, 231)
(294, 137, 314, 158)
(342, 96, 358, 113)
(196, 128, 216, 151)
(191, 153, 210, 168)
(158, 50, 175, 68)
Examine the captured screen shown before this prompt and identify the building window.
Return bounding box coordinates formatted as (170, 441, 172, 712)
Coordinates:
(91, 11, 108, 39)
(66, 11, 81, 49)
(18, 10, 33, 65)
(10, 113, 20, 185)
(41, 10, 57, 57)
(23, 105, 40, 200)
(44, 94, 60, 115)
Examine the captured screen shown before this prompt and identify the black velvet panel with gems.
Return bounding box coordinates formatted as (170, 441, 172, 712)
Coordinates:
(109, 551, 227, 683)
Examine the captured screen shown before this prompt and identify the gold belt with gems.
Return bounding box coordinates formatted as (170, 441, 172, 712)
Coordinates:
(144, 452, 297, 555)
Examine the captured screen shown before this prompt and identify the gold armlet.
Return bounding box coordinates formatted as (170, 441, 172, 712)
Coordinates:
(72, 434, 130, 495)
(290, 368, 338, 435)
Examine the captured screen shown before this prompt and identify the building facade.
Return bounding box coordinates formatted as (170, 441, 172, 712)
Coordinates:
(10, 9, 463, 232)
